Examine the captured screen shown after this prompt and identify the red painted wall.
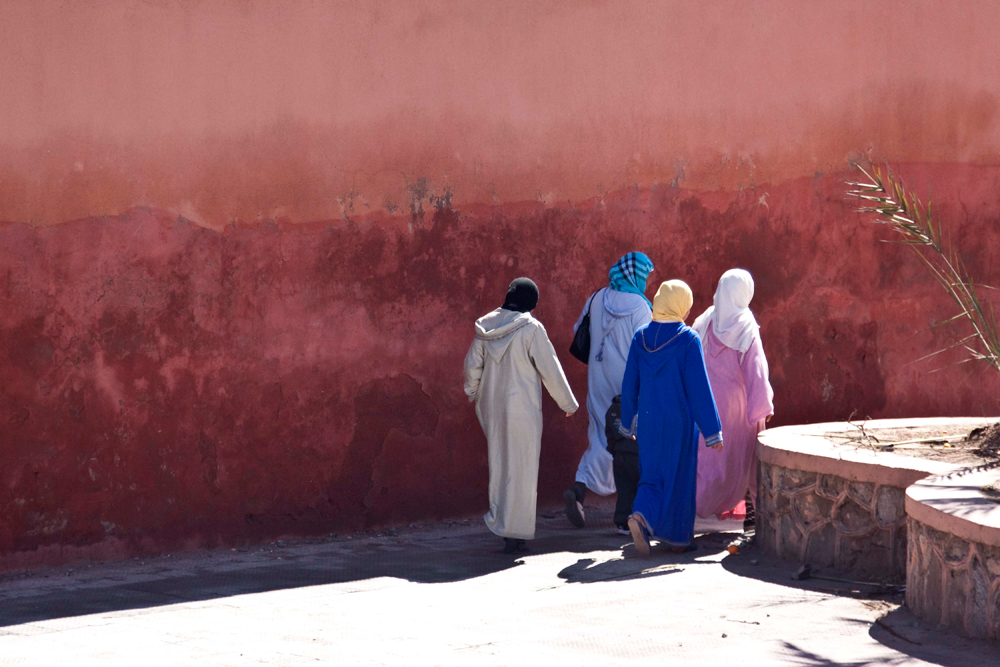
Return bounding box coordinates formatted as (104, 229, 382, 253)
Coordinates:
(1, 1, 999, 569)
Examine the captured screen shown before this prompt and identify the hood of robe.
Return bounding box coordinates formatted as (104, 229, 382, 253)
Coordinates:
(692, 268, 759, 354)
(475, 308, 534, 363)
(601, 288, 650, 319)
(638, 322, 697, 374)
(596, 289, 653, 351)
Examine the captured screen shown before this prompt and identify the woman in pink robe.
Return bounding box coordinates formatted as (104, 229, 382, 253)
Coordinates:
(692, 269, 774, 521)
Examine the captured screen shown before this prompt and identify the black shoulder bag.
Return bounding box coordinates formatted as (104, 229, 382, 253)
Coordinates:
(569, 289, 600, 364)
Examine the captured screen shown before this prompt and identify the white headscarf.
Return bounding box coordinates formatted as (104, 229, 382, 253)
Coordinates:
(692, 269, 759, 354)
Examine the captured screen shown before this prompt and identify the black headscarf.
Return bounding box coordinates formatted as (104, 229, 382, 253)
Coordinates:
(501, 277, 539, 313)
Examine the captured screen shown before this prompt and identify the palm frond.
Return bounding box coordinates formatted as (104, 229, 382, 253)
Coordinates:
(849, 164, 1000, 375)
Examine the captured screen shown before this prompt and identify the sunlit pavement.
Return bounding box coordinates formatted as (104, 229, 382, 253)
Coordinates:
(0, 502, 994, 666)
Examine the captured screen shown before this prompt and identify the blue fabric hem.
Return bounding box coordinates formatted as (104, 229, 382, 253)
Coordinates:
(634, 511, 691, 547)
(657, 537, 693, 548)
(704, 432, 723, 447)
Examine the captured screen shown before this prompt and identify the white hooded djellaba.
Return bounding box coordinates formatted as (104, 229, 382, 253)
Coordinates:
(464, 306, 579, 540)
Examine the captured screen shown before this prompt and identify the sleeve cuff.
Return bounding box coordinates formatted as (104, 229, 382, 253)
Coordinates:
(704, 432, 723, 447)
(617, 414, 637, 439)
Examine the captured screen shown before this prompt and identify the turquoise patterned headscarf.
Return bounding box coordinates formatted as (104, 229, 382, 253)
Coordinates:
(608, 252, 654, 306)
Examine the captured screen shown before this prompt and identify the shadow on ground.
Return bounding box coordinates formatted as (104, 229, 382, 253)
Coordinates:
(770, 641, 909, 666)
(0, 501, 656, 628)
(719, 538, 998, 666)
(866, 605, 999, 667)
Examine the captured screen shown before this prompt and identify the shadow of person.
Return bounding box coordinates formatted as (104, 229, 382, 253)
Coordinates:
(0, 527, 528, 629)
(556, 557, 682, 584)
(0, 512, 696, 629)
(0, 505, 725, 629)
(554, 533, 729, 584)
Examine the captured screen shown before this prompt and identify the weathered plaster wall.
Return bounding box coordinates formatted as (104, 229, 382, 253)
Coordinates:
(2, 1, 1000, 567)
(2, 0, 1000, 227)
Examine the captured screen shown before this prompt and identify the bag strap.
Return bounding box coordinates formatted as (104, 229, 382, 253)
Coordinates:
(585, 288, 602, 316)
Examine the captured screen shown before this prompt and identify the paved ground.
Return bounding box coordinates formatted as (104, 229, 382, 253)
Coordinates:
(0, 502, 996, 666)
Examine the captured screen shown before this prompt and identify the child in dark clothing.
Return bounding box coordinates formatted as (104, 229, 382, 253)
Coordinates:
(605, 395, 640, 534)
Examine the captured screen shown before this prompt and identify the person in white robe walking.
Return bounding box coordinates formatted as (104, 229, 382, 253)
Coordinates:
(564, 252, 654, 530)
(464, 278, 579, 553)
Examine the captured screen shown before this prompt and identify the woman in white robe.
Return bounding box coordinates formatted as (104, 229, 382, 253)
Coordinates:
(464, 278, 579, 553)
(564, 252, 654, 528)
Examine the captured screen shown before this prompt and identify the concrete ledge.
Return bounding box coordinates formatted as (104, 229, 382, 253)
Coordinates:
(906, 465, 1000, 549)
(757, 418, 982, 487)
(758, 417, 1000, 641)
(756, 418, 994, 583)
(906, 467, 1000, 641)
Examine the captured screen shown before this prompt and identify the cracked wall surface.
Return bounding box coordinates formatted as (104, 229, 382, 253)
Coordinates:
(2, 1, 1000, 568)
(2, 169, 999, 568)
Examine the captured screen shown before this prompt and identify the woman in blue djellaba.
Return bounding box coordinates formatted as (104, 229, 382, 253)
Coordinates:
(618, 280, 724, 556)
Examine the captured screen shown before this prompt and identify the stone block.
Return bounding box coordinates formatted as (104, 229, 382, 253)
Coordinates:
(775, 490, 792, 516)
(915, 520, 931, 560)
(778, 513, 804, 560)
(983, 543, 1000, 577)
(759, 461, 776, 491)
(923, 546, 945, 626)
(833, 496, 874, 536)
(776, 467, 816, 493)
(793, 491, 833, 531)
(755, 484, 774, 515)
(925, 523, 951, 548)
(943, 534, 971, 568)
(907, 529, 923, 612)
(846, 480, 875, 508)
(816, 474, 845, 500)
(874, 485, 905, 528)
(871, 527, 892, 549)
(837, 533, 877, 572)
(804, 522, 838, 569)
(839, 531, 892, 576)
(968, 556, 990, 638)
(946, 568, 968, 634)
(989, 586, 1000, 641)
(893, 527, 908, 579)
(757, 513, 777, 554)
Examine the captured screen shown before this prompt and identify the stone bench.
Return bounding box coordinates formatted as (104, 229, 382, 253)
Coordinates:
(756, 418, 971, 582)
(755, 417, 999, 642)
(905, 464, 1000, 640)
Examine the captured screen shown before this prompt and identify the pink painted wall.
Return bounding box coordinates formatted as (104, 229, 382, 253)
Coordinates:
(1, 1, 999, 569)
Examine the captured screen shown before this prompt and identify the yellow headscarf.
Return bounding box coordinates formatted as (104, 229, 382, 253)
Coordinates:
(652, 280, 694, 323)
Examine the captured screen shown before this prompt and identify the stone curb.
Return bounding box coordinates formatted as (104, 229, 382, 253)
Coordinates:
(906, 465, 1000, 549)
(758, 418, 983, 487)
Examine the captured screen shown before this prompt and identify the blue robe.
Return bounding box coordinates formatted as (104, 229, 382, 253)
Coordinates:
(619, 322, 723, 546)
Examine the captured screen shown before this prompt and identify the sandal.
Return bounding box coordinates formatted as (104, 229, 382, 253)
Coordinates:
(563, 489, 586, 528)
(502, 538, 528, 554)
(627, 514, 651, 557)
